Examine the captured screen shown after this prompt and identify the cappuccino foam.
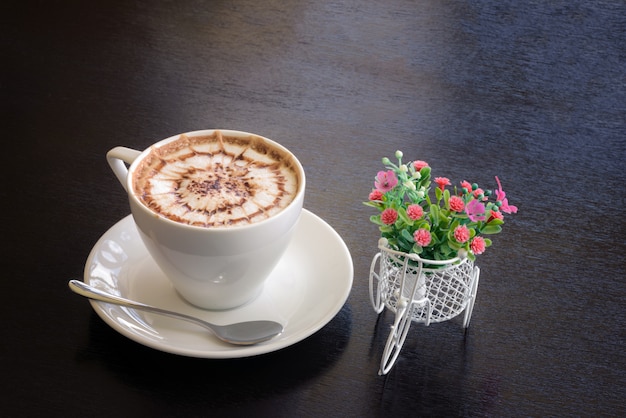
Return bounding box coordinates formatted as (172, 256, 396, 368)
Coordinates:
(132, 131, 300, 227)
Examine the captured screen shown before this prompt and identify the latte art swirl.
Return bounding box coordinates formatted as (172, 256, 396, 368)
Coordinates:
(132, 132, 299, 227)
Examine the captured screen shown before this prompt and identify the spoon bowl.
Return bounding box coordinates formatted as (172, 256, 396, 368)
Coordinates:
(68, 280, 284, 345)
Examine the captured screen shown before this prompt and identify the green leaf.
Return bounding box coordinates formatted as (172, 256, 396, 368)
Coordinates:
(397, 235, 413, 252)
(438, 210, 451, 228)
(482, 225, 502, 234)
(447, 236, 462, 250)
(363, 201, 382, 209)
(430, 204, 440, 225)
(400, 228, 415, 243)
(415, 221, 430, 231)
(398, 207, 413, 226)
(452, 212, 469, 221)
(379, 225, 394, 233)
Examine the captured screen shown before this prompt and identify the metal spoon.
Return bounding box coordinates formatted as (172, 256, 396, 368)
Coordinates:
(68, 280, 284, 345)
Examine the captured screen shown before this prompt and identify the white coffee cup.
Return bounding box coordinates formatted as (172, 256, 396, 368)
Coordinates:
(106, 129, 305, 310)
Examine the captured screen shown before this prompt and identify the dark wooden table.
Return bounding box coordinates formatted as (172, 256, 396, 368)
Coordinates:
(3, 1, 625, 416)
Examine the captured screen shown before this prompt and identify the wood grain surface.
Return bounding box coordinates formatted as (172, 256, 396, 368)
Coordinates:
(2, 0, 625, 416)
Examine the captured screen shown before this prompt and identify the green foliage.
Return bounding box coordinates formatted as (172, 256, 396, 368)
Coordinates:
(365, 150, 517, 260)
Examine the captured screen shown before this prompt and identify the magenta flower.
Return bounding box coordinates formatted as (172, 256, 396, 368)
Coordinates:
(406, 204, 424, 220)
(435, 177, 451, 191)
(495, 176, 518, 214)
(465, 199, 486, 222)
(369, 189, 384, 201)
(454, 225, 470, 243)
(470, 236, 486, 255)
(375, 170, 398, 193)
(413, 160, 429, 171)
(449, 195, 465, 212)
(414, 228, 432, 246)
(381, 208, 398, 225)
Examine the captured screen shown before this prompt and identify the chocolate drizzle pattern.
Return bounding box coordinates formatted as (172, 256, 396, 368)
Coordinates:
(132, 132, 299, 227)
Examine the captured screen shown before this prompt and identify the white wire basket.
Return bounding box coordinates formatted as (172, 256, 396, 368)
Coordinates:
(369, 238, 481, 375)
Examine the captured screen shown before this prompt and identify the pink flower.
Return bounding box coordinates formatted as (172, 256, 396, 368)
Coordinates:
(413, 160, 429, 171)
(470, 236, 486, 255)
(473, 187, 487, 200)
(449, 195, 465, 212)
(414, 229, 432, 246)
(454, 225, 470, 243)
(488, 209, 504, 222)
(465, 199, 486, 222)
(495, 176, 518, 214)
(374, 170, 398, 193)
(381, 208, 398, 225)
(435, 177, 451, 191)
(406, 204, 424, 220)
(460, 180, 472, 193)
(369, 189, 383, 201)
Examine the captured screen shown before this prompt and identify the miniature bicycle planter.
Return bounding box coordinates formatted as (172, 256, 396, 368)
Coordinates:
(369, 238, 481, 375)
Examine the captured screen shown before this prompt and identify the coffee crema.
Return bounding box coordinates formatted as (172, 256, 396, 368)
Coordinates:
(132, 131, 300, 227)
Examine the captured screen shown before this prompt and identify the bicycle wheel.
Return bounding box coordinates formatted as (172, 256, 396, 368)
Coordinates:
(462, 265, 480, 329)
(369, 252, 385, 313)
(379, 302, 413, 375)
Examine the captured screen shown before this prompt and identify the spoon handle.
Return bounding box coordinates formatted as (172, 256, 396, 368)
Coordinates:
(70, 279, 151, 308)
(68, 279, 213, 329)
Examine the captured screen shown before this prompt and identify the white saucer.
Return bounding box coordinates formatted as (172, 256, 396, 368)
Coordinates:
(83, 209, 353, 358)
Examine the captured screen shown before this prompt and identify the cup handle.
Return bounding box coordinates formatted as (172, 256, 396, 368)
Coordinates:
(106, 147, 142, 192)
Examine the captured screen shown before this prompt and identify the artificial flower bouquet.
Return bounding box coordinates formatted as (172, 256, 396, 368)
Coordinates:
(365, 151, 517, 262)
